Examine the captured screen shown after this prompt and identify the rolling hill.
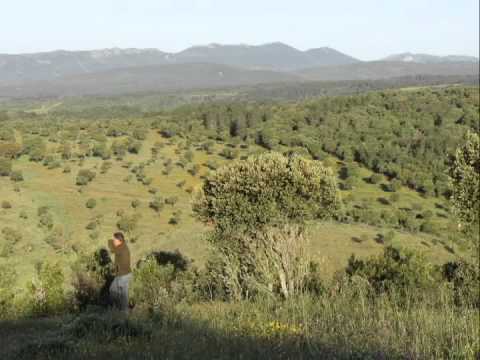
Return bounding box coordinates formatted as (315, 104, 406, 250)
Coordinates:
(0, 63, 303, 98)
(298, 61, 479, 81)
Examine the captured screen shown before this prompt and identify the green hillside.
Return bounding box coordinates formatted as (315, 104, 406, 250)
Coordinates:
(0, 85, 478, 359)
(1, 86, 477, 286)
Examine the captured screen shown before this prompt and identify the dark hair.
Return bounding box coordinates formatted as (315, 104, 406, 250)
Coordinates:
(113, 232, 125, 242)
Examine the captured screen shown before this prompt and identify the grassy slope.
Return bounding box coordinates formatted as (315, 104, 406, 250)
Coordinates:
(0, 128, 460, 288)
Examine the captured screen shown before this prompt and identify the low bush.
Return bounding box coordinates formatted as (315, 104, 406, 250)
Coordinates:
(132, 251, 196, 312)
(0, 158, 12, 176)
(131, 199, 141, 209)
(71, 249, 114, 310)
(76, 169, 96, 186)
(149, 197, 164, 213)
(442, 260, 480, 307)
(10, 170, 24, 182)
(1, 200, 12, 209)
(346, 246, 436, 296)
(85, 198, 97, 209)
(26, 262, 67, 316)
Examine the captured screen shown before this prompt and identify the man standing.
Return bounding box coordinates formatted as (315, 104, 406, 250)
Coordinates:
(108, 232, 132, 314)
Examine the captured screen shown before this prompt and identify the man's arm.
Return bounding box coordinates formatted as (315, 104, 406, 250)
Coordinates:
(108, 239, 116, 253)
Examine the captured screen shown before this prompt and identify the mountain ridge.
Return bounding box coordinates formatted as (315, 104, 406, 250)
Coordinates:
(0, 42, 360, 83)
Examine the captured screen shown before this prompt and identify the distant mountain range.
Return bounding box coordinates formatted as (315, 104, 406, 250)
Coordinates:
(0, 43, 359, 83)
(0, 43, 477, 98)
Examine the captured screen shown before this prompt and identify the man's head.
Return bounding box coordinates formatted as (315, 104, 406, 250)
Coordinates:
(112, 232, 125, 247)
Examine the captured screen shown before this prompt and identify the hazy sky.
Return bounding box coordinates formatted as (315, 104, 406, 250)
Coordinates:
(1, 0, 479, 60)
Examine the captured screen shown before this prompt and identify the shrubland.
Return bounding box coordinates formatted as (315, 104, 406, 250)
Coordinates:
(0, 86, 479, 359)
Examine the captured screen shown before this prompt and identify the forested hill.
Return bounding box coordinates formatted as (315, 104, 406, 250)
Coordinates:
(153, 86, 479, 197)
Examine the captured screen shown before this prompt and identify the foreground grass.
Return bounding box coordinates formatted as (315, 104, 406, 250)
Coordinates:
(2, 287, 478, 360)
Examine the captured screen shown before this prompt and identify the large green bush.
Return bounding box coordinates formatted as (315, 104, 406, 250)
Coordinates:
(194, 153, 340, 300)
(194, 152, 340, 235)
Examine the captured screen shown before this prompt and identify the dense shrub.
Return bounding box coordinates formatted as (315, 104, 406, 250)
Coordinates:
(72, 249, 114, 310)
(194, 153, 340, 300)
(346, 246, 436, 295)
(1, 200, 12, 209)
(86, 221, 97, 230)
(442, 260, 480, 307)
(116, 213, 140, 236)
(39, 212, 54, 230)
(9, 170, 23, 182)
(256, 129, 279, 150)
(420, 221, 435, 234)
(0, 157, 12, 176)
(195, 152, 340, 235)
(128, 141, 142, 154)
(76, 169, 96, 186)
(43, 226, 66, 251)
(92, 143, 111, 159)
(388, 179, 402, 192)
(100, 161, 112, 174)
(169, 214, 180, 225)
(86, 198, 97, 209)
(26, 262, 67, 316)
(149, 197, 164, 213)
(132, 251, 196, 311)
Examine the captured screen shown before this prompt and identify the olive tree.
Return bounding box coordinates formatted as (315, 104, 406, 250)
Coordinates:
(194, 152, 340, 299)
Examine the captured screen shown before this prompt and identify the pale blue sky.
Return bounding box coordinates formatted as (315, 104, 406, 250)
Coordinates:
(1, 0, 478, 60)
